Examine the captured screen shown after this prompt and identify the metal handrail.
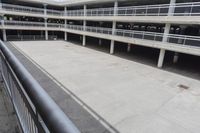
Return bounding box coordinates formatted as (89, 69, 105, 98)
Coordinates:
(1, 20, 200, 47)
(0, 2, 200, 17)
(0, 40, 80, 133)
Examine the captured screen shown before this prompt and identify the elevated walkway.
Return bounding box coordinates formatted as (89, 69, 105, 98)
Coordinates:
(9, 40, 200, 133)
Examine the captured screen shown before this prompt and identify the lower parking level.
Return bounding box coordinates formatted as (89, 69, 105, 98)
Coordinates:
(10, 40, 200, 133)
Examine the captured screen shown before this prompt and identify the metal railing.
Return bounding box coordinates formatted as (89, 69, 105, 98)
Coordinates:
(7, 35, 58, 41)
(0, 40, 80, 133)
(114, 29, 200, 47)
(1, 20, 200, 48)
(1, 2, 200, 17)
(1, 3, 64, 16)
(66, 9, 84, 16)
(1, 3, 44, 15)
(65, 25, 200, 48)
(4, 20, 45, 27)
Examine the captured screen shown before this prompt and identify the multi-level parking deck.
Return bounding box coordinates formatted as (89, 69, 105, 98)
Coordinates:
(0, 0, 200, 68)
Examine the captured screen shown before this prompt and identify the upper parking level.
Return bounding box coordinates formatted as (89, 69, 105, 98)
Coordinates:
(0, 2, 200, 24)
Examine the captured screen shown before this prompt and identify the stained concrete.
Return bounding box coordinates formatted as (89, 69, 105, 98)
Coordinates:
(10, 41, 200, 133)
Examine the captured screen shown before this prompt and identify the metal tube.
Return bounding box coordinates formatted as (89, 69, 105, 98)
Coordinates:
(0, 40, 80, 133)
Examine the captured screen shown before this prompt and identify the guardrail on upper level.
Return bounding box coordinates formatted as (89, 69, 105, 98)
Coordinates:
(0, 2, 200, 17)
(1, 20, 200, 48)
(0, 40, 80, 133)
(7, 35, 58, 41)
(67, 25, 200, 48)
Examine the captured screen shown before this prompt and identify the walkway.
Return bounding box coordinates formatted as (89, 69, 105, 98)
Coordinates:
(7, 41, 200, 133)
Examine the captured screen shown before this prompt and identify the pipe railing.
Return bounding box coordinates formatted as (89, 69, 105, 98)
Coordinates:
(0, 2, 200, 17)
(4, 20, 45, 27)
(6, 35, 58, 41)
(0, 40, 80, 133)
(1, 20, 200, 48)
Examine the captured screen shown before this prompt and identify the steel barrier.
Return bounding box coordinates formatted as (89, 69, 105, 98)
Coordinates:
(6, 35, 58, 41)
(2, 20, 200, 47)
(0, 40, 80, 133)
(0, 2, 200, 17)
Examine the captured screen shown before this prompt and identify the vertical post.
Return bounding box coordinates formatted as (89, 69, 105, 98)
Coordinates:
(99, 39, 102, 46)
(45, 18, 48, 40)
(64, 6, 67, 41)
(157, 0, 176, 68)
(83, 4, 87, 46)
(0, 0, 2, 9)
(44, 4, 48, 40)
(127, 43, 131, 52)
(110, 1, 118, 54)
(1, 15, 6, 41)
(173, 52, 179, 63)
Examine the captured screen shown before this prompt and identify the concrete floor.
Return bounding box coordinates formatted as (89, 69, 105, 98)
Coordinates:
(11, 41, 200, 133)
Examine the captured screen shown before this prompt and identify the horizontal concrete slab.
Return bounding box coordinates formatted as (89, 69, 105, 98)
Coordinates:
(11, 41, 200, 133)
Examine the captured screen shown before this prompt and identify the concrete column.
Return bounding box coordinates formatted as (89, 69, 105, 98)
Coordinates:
(99, 39, 102, 46)
(157, 49, 165, 68)
(83, 5, 87, 46)
(168, 0, 176, 16)
(44, 4, 47, 15)
(114, 1, 118, 16)
(83, 35, 86, 46)
(157, 0, 176, 68)
(1, 15, 6, 41)
(0, 0, 2, 9)
(64, 6, 67, 41)
(173, 52, 179, 63)
(2, 29, 6, 41)
(110, 1, 118, 54)
(44, 4, 48, 40)
(110, 40, 114, 54)
(127, 43, 131, 52)
(45, 18, 48, 40)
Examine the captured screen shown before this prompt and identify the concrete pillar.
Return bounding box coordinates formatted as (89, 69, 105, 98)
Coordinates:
(109, 1, 118, 54)
(44, 4, 48, 40)
(158, 49, 165, 68)
(168, 0, 176, 16)
(114, 1, 118, 16)
(157, 0, 176, 68)
(127, 43, 131, 52)
(83, 35, 86, 46)
(0, 0, 2, 9)
(64, 6, 67, 41)
(110, 40, 114, 54)
(173, 52, 179, 63)
(45, 30, 48, 40)
(45, 18, 48, 40)
(1, 15, 6, 41)
(65, 32, 67, 41)
(99, 39, 102, 46)
(2, 29, 6, 41)
(83, 5, 87, 46)
(44, 4, 47, 15)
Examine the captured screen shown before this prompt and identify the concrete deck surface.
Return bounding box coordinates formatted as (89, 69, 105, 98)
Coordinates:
(11, 41, 200, 133)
